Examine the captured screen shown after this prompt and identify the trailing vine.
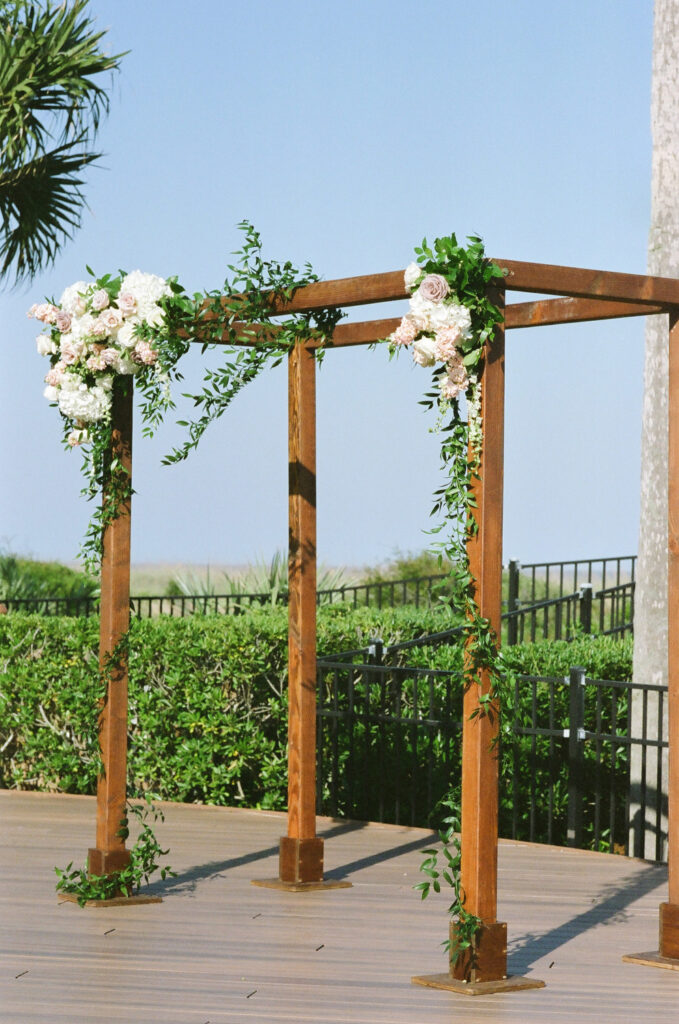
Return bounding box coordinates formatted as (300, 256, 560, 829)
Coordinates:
(386, 232, 505, 965)
(55, 796, 175, 906)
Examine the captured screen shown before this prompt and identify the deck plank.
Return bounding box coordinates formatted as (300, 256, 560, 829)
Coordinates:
(0, 790, 677, 1023)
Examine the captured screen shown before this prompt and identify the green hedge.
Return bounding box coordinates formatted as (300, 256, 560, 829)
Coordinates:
(0, 605, 457, 806)
(0, 610, 633, 838)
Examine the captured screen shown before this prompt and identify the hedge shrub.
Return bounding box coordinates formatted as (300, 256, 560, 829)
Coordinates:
(0, 604, 457, 806)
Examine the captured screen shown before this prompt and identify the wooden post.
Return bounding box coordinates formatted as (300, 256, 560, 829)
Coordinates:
(252, 340, 349, 892)
(455, 283, 506, 981)
(88, 379, 133, 878)
(413, 285, 543, 993)
(280, 340, 323, 884)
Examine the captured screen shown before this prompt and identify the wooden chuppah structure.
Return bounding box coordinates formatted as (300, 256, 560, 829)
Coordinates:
(90, 255, 679, 987)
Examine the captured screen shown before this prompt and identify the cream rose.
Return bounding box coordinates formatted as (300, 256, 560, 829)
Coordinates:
(412, 336, 437, 367)
(91, 289, 110, 311)
(116, 322, 138, 349)
(100, 307, 123, 331)
(404, 262, 422, 292)
(36, 334, 57, 356)
(117, 292, 137, 315)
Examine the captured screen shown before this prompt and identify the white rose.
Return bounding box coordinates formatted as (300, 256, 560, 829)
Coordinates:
(59, 281, 92, 315)
(404, 262, 422, 292)
(70, 313, 97, 340)
(43, 384, 58, 401)
(117, 322, 138, 348)
(36, 333, 57, 356)
(409, 291, 436, 331)
(145, 306, 165, 328)
(412, 336, 437, 367)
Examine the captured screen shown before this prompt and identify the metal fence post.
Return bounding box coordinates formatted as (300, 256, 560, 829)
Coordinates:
(579, 583, 593, 635)
(567, 666, 586, 847)
(507, 559, 520, 646)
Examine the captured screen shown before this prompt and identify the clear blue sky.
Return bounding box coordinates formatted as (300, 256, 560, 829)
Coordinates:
(0, 0, 653, 570)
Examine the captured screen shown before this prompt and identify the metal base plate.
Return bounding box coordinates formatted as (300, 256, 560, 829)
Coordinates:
(251, 877, 352, 892)
(58, 892, 163, 908)
(623, 951, 679, 971)
(412, 972, 546, 996)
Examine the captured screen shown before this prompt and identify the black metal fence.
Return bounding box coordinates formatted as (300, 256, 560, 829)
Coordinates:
(316, 658, 666, 858)
(506, 554, 636, 606)
(1, 556, 638, 632)
(0, 573, 451, 618)
(504, 580, 634, 645)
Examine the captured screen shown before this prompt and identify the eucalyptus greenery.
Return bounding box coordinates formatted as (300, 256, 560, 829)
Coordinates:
(71, 222, 342, 570)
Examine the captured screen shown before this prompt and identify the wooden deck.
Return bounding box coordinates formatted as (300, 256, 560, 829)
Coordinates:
(1, 790, 677, 1023)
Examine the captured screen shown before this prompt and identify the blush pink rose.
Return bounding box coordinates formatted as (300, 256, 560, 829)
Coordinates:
(55, 311, 72, 333)
(434, 325, 461, 363)
(60, 339, 81, 364)
(100, 347, 118, 367)
(86, 352, 107, 371)
(133, 340, 158, 365)
(35, 303, 59, 324)
(91, 289, 110, 311)
(90, 318, 108, 337)
(390, 315, 419, 346)
(100, 308, 123, 330)
(418, 274, 450, 303)
(117, 292, 137, 315)
(44, 365, 65, 386)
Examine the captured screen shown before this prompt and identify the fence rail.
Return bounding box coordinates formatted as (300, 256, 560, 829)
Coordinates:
(315, 658, 665, 858)
(506, 555, 636, 607)
(0, 573, 452, 618)
(1, 555, 637, 623)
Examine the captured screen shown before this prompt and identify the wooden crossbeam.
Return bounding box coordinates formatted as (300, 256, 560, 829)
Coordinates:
(506, 297, 665, 329)
(192, 261, 679, 318)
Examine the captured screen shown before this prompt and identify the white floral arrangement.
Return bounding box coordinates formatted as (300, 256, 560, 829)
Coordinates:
(28, 271, 172, 444)
(390, 262, 474, 401)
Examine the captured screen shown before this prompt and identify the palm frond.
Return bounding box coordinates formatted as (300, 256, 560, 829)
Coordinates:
(0, 138, 99, 282)
(0, 0, 125, 284)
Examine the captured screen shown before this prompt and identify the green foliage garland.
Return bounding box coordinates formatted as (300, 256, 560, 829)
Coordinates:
(388, 233, 506, 964)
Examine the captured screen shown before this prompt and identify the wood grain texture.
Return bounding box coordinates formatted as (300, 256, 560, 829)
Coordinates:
(197, 263, 679, 317)
(1, 790, 675, 1024)
(505, 297, 665, 329)
(460, 285, 505, 929)
(93, 380, 133, 869)
(286, 342, 319, 866)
